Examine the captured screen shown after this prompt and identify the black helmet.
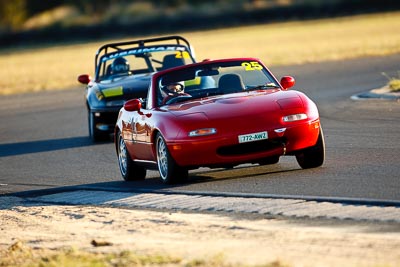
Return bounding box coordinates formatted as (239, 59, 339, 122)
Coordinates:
(112, 57, 130, 74)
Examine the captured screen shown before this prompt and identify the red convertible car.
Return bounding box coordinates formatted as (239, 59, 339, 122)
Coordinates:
(115, 58, 325, 184)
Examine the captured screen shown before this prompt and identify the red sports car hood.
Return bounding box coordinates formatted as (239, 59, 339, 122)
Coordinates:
(166, 90, 303, 118)
(164, 90, 306, 133)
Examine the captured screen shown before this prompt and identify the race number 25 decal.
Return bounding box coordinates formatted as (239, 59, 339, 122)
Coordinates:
(175, 51, 191, 59)
(241, 61, 263, 71)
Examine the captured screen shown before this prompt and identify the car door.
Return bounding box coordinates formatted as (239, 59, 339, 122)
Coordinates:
(133, 109, 154, 161)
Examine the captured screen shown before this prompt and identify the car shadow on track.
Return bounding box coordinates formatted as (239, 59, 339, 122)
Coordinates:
(80, 163, 303, 190)
(188, 167, 302, 184)
(0, 136, 101, 157)
(7, 163, 304, 200)
(81, 163, 302, 189)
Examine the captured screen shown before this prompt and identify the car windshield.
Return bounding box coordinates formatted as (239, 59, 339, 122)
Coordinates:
(97, 45, 194, 81)
(157, 60, 279, 106)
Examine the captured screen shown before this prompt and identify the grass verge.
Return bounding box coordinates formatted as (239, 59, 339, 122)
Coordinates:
(0, 241, 288, 267)
(1, 11, 400, 95)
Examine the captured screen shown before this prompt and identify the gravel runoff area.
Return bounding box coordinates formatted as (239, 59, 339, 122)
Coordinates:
(1, 191, 400, 267)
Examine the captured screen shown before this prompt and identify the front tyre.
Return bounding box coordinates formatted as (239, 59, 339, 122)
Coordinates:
(117, 133, 146, 181)
(295, 127, 325, 169)
(88, 111, 108, 142)
(156, 133, 188, 184)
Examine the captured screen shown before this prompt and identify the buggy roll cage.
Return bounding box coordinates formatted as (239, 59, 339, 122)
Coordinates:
(94, 35, 195, 79)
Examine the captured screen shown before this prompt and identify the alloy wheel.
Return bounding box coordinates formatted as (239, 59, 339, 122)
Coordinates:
(157, 136, 168, 179)
(118, 136, 128, 176)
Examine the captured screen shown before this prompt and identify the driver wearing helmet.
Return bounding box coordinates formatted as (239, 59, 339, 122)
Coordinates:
(111, 57, 130, 75)
(161, 81, 190, 105)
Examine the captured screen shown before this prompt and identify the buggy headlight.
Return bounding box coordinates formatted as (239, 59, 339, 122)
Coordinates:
(94, 88, 104, 101)
(189, 128, 217, 137)
(283, 113, 307, 122)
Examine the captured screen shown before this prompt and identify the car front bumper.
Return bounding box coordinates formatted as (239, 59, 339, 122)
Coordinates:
(167, 119, 321, 168)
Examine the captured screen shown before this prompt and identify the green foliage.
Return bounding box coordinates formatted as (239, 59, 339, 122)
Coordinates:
(0, 0, 27, 30)
(382, 72, 400, 92)
(389, 80, 400, 91)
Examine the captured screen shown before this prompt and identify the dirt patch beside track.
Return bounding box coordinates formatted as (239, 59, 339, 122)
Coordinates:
(1, 196, 400, 267)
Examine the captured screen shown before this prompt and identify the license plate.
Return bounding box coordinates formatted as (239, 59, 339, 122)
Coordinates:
(238, 131, 268, 143)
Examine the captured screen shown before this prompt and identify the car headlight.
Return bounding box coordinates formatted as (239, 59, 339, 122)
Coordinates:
(94, 88, 104, 101)
(282, 113, 308, 122)
(188, 128, 217, 137)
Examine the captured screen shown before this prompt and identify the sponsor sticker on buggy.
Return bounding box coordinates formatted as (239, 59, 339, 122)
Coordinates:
(184, 77, 201, 86)
(102, 86, 123, 97)
(238, 131, 268, 143)
(101, 46, 187, 62)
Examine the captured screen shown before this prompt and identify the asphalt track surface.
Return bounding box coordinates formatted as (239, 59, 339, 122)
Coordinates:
(1, 55, 400, 204)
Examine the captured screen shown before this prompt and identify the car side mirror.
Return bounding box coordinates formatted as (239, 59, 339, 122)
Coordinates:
(280, 76, 295, 90)
(124, 99, 142, 112)
(78, 74, 91, 85)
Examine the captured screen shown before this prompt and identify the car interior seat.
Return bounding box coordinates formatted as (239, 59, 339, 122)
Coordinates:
(161, 54, 185, 70)
(218, 73, 245, 94)
(106, 64, 112, 76)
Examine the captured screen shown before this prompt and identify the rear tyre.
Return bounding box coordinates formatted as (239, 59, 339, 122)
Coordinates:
(295, 127, 325, 169)
(117, 133, 146, 181)
(156, 133, 188, 184)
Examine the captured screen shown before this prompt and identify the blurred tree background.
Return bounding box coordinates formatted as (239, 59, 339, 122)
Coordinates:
(1, 0, 399, 47)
